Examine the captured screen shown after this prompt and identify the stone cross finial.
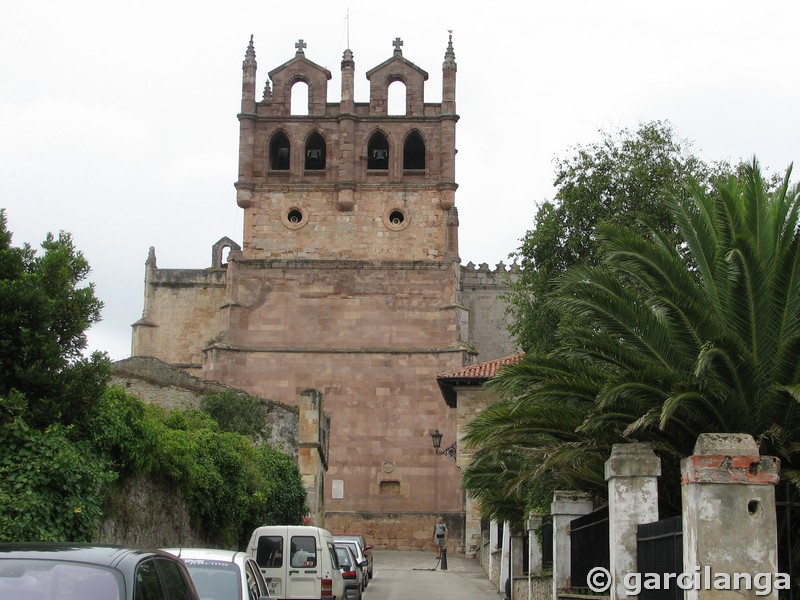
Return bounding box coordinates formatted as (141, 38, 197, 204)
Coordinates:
(295, 39, 307, 55)
(393, 37, 403, 54)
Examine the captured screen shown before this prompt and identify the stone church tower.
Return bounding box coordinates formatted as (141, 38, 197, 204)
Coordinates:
(132, 35, 518, 549)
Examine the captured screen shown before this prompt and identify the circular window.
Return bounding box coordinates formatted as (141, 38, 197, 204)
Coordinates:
(281, 206, 308, 230)
(383, 207, 409, 231)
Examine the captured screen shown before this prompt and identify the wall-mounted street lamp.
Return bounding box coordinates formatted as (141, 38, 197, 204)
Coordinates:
(431, 429, 457, 460)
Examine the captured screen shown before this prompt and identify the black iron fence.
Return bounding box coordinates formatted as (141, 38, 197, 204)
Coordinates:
(505, 481, 799, 599)
(542, 515, 553, 570)
(636, 516, 682, 600)
(570, 505, 609, 591)
(777, 481, 799, 600)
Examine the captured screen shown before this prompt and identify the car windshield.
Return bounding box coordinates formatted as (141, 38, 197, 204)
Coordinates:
(335, 549, 352, 567)
(182, 559, 241, 599)
(0, 559, 122, 600)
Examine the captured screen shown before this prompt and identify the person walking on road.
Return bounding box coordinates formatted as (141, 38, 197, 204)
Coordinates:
(432, 516, 448, 559)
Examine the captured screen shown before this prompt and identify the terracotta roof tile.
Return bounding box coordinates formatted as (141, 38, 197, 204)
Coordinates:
(437, 352, 525, 382)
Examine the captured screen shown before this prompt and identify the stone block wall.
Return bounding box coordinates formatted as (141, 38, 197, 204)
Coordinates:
(100, 475, 208, 548)
(241, 188, 451, 262)
(325, 511, 464, 553)
(455, 386, 503, 557)
(132, 265, 227, 368)
(216, 259, 461, 350)
(461, 261, 520, 362)
(515, 575, 552, 600)
(204, 348, 464, 515)
(200, 257, 467, 522)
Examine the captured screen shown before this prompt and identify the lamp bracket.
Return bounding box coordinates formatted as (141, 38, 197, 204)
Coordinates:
(435, 441, 457, 460)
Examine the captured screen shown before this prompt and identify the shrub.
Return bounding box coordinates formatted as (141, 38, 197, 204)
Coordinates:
(0, 419, 114, 542)
(87, 386, 158, 475)
(200, 391, 270, 439)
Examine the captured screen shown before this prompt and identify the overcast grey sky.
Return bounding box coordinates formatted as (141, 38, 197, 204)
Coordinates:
(2, 0, 799, 360)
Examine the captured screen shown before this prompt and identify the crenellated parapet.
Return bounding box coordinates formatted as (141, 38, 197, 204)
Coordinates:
(459, 260, 521, 362)
(460, 260, 519, 289)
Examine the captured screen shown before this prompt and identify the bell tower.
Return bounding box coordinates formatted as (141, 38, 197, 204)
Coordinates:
(233, 35, 459, 263)
(204, 35, 469, 545)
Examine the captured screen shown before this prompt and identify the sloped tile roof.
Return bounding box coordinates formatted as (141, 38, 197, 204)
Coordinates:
(437, 353, 525, 408)
(437, 352, 525, 382)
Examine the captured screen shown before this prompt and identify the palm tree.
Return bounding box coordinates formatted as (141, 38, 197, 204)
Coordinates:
(462, 159, 800, 521)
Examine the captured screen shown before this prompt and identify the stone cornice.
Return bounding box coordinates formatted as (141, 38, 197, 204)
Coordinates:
(248, 181, 454, 193)
(204, 343, 472, 355)
(233, 258, 457, 271)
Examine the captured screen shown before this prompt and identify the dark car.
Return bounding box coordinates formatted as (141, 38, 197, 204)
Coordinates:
(334, 545, 362, 600)
(0, 543, 201, 600)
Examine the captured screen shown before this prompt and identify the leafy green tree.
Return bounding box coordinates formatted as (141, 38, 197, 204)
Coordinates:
(459, 444, 537, 528)
(0, 214, 306, 545)
(0, 209, 109, 428)
(507, 121, 718, 353)
(243, 446, 308, 543)
(87, 387, 308, 547)
(0, 212, 114, 541)
(0, 419, 115, 542)
(464, 159, 800, 520)
(201, 390, 271, 440)
(139, 400, 307, 546)
(88, 386, 159, 475)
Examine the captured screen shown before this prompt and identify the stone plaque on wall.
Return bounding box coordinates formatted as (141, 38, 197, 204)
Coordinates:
(332, 479, 344, 499)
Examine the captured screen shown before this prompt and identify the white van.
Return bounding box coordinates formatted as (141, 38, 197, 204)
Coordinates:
(247, 525, 345, 600)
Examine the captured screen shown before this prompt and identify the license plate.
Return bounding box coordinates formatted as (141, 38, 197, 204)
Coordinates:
(268, 580, 281, 596)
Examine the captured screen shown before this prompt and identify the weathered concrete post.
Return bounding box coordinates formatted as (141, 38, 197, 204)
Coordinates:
(500, 521, 511, 598)
(509, 527, 525, 600)
(605, 443, 661, 600)
(527, 512, 555, 600)
(551, 491, 593, 600)
(682, 433, 781, 600)
(528, 512, 544, 575)
(489, 519, 501, 587)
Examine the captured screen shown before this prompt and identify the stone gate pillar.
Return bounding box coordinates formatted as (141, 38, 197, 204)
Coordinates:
(682, 433, 780, 600)
(500, 521, 511, 597)
(489, 519, 500, 585)
(605, 443, 661, 600)
(528, 513, 544, 575)
(551, 491, 593, 600)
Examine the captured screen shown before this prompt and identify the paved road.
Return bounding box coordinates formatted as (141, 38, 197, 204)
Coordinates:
(360, 550, 503, 600)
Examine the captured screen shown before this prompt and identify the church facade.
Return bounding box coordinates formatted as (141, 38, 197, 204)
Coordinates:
(131, 35, 518, 549)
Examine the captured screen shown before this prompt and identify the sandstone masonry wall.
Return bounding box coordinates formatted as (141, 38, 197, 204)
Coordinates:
(242, 189, 450, 261)
(460, 262, 520, 362)
(132, 266, 227, 367)
(326, 511, 465, 553)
